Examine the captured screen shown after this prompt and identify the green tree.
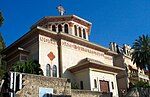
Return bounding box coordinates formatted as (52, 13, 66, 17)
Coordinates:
(0, 34, 6, 79)
(131, 34, 150, 70)
(0, 11, 4, 27)
(0, 11, 5, 79)
(131, 80, 150, 88)
(11, 60, 43, 75)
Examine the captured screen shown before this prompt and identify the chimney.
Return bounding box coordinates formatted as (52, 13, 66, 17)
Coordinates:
(113, 42, 117, 52)
(110, 42, 114, 51)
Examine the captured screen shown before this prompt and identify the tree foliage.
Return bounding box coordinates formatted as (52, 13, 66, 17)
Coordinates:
(0, 61, 6, 79)
(0, 33, 5, 50)
(11, 60, 43, 75)
(0, 10, 5, 79)
(132, 80, 150, 88)
(71, 82, 79, 89)
(0, 11, 4, 27)
(0, 33, 6, 79)
(131, 34, 150, 69)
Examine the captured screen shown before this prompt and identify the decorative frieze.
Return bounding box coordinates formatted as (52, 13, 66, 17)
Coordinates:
(39, 35, 57, 45)
(62, 41, 104, 57)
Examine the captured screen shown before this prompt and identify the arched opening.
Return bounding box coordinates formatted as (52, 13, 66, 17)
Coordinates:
(83, 29, 86, 39)
(52, 25, 56, 32)
(74, 25, 77, 36)
(79, 27, 82, 37)
(64, 24, 69, 33)
(52, 65, 57, 77)
(58, 24, 62, 32)
(46, 64, 50, 76)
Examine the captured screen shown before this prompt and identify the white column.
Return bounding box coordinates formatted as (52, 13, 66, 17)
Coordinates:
(13, 72, 16, 92)
(62, 24, 64, 32)
(114, 74, 119, 97)
(10, 72, 14, 90)
(86, 30, 89, 41)
(19, 74, 22, 89)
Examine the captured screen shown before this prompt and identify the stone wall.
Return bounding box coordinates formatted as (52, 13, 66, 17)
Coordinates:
(72, 89, 112, 97)
(15, 73, 112, 97)
(16, 73, 71, 97)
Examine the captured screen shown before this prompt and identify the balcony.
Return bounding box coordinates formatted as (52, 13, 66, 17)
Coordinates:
(129, 72, 149, 80)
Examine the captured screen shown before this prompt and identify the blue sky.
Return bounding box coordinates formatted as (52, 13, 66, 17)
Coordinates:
(0, 0, 149, 48)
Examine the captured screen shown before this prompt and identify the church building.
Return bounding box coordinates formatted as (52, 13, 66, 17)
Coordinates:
(2, 11, 124, 96)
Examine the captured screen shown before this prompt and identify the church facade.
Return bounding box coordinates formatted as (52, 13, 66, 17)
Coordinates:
(3, 15, 124, 97)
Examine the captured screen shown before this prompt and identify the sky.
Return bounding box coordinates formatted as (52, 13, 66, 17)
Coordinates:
(0, 0, 150, 48)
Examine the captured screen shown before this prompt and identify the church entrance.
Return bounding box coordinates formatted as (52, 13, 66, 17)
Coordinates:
(100, 80, 109, 92)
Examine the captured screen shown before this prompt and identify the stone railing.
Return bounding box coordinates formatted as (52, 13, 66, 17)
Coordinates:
(138, 73, 149, 80)
(129, 72, 149, 80)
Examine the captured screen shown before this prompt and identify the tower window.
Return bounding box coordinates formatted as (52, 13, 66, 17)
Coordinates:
(79, 27, 82, 37)
(52, 65, 57, 77)
(111, 82, 114, 89)
(52, 25, 56, 32)
(80, 81, 83, 89)
(46, 64, 51, 76)
(94, 79, 97, 88)
(64, 24, 69, 33)
(74, 25, 77, 36)
(83, 29, 86, 39)
(58, 24, 62, 32)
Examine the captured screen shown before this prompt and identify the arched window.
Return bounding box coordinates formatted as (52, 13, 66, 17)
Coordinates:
(58, 24, 62, 32)
(74, 25, 77, 36)
(52, 25, 56, 32)
(79, 27, 82, 37)
(46, 64, 50, 76)
(83, 29, 86, 39)
(53, 65, 57, 77)
(64, 24, 69, 33)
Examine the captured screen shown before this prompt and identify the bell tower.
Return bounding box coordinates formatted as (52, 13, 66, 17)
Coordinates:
(31, 5, 92, 41)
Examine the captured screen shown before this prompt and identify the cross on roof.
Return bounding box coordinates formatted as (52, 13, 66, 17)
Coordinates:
(56, 4, 65, 16)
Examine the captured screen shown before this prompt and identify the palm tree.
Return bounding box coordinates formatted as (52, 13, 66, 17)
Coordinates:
(131, 34, 150, 70)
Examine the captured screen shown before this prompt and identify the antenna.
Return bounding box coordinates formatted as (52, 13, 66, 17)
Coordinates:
(56, 4, 65, 16)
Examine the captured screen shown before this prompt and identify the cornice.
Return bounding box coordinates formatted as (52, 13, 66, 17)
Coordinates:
(3, 26, 117, 57)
